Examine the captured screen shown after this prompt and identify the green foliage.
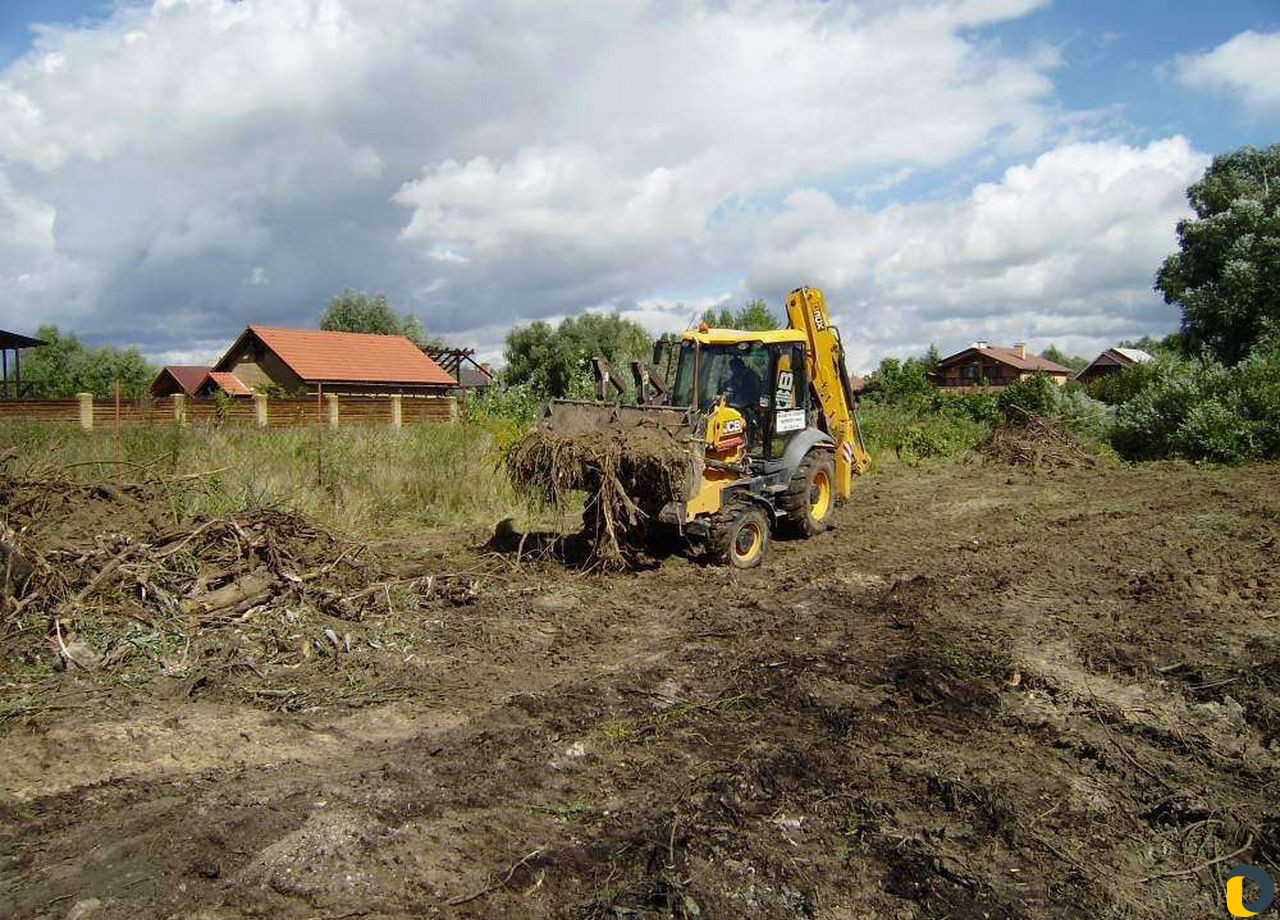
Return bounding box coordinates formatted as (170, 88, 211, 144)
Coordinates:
(1110, 350, 1280, 463)
(1155, 143, 1280, 366)
(18, 325, 156, 399)
(1086, 360, 1166, 405)
(861, 355, 934, 406)
(502, 312, 651, 398)
(997, 373, 1059, 422)
(1039, 345, 1087, 373)
(701, 298, 782, 331)
(320, 290, 440, 349)
(894, 415, 988, 464)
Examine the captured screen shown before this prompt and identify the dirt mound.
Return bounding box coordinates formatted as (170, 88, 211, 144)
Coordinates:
(507, 422, 696, 569)
(981, 410, 1098, 469)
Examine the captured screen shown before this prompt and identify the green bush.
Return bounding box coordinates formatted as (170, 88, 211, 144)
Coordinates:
(1110, 352, 1280, 463)
(996, 373, 1058, 422)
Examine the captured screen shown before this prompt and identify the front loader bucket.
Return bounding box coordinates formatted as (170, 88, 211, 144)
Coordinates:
(536, 399, 700, 440)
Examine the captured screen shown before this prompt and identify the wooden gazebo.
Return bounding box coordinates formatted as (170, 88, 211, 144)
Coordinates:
(1, 329, 48, 399)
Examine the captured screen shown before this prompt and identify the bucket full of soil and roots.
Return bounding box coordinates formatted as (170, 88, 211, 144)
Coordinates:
(506, 401, 701, 569)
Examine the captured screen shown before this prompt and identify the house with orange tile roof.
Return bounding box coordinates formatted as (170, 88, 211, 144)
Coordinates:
(150, 365, 212, 397)
(928, 341, 1070, 390)
(202, 326, 456, 397)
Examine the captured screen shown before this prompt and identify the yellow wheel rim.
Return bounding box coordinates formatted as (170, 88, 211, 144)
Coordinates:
(810, 469, 832, 521)
(732, 520, 763, 565)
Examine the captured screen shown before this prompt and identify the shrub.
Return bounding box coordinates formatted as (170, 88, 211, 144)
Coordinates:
(1110, 352, 1280, 463)
(996, 373, 1058, 422)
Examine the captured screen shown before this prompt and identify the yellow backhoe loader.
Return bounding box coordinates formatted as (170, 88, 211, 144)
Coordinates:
(534, 286, 871, 567)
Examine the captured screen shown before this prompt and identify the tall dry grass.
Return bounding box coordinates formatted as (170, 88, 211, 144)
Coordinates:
(0, 420, 550, 536)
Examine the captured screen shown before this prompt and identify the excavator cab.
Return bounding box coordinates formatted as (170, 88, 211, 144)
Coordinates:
(668, 336, 810, 462)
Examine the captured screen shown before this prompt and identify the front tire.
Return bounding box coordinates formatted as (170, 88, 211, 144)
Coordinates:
(709, 504, 770, 569)
(778, 450, 836, 538)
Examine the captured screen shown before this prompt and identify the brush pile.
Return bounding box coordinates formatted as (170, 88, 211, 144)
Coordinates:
(0, 465, 384, 690)
(981, 408, 1097, 469)
(507, 422, 697, 569)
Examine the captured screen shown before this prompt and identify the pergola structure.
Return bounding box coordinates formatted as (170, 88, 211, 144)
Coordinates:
(1, 329, 48, 399)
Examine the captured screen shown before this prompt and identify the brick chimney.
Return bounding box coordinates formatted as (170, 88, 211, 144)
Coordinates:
(1014, 342, 1026, 359)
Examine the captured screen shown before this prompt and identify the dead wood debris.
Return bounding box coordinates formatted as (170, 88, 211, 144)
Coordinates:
(506, 425, 695, 570)
(980, 408, 1098, 470)
(0, 467, 481, 721)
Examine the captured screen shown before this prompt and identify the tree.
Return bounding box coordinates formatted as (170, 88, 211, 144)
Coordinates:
(1155, 143, 1280, 366)
(502, 312, 652, 398)
(19, 326, 156, 399)
(701, 298, 782, 331)
(319, 290, 440, 349)
(860, 353, 934, 405)
(1040, 345, 1088, 373)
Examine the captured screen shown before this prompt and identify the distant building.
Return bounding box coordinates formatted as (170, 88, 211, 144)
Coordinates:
(150, 365, 212, 398)
(426, 349, 495, 393)
(1, 329, 49, 399)
(929, 342, 1070, 390)
(1075, 347, 1154, 386)
(206, 326, 456, 397)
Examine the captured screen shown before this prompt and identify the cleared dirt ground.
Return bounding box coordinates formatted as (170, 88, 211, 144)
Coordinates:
(3, 459, 1280, 919)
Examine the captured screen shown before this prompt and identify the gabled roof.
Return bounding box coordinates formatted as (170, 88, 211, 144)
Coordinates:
(458, 362, 494, 388)
(1111, 347, 1154, 364)
(216, 326, 456, 386)
(936, 344, 1069, 374)
(205, 371, 253, 396)
(153, 365, 212, 396)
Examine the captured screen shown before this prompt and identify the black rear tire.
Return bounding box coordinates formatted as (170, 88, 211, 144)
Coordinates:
(778, 450, 836, 538)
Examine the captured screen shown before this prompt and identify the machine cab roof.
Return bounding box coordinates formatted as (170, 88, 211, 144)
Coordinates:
(681, 327, 808, 347)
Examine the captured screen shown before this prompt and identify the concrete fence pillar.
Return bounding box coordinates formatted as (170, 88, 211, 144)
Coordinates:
(77, 392, 93, 430)
(389, 394, 402, 431)
(172, 393, 187, 427)
(76, 391, 93, 429)
(447, 396, 458, 421)
(253, 393, 268, 428)
(325, 393, 340, 430)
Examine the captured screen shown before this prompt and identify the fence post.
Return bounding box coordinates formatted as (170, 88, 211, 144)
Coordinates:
(325, 393, 340, 430)
(77, 392, 93, 430)
(389, 394, 402, 431)
(172, 393, 187, 427)
(447, 395, 458, 422)
(254, 393, 268, 428)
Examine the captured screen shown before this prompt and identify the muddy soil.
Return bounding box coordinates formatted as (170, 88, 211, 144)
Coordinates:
(3, 460, 1280, 919)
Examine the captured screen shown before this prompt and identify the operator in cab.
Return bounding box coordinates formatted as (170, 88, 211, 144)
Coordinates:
(726, 355, 763, 410)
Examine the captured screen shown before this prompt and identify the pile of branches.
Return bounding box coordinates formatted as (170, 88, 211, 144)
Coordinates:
(507, 425, 696, 569)
(2, 505, 375, 676)
(981, 407, 1097, 469)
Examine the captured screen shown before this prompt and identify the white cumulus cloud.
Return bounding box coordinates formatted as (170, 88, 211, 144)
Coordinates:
(748, 137, 1208, 368)
(1176, 29, 1280, 109)
(0, 0, 1206, 369)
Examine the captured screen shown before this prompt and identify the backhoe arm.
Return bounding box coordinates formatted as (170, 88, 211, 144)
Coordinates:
(785, 287, 871, 497)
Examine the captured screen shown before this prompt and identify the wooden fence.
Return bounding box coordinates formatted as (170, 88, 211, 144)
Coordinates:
(0, 393, 457, 430)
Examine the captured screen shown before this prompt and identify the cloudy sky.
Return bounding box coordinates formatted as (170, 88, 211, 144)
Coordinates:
(1, 0, 1277, 370)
